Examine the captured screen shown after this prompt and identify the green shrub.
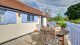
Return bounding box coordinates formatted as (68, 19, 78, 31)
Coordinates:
(70, 19, 80, 24)
(56, 21, 66, 28)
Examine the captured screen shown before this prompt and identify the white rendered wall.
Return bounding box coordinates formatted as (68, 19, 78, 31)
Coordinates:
(0, 23, 36, 43)
(43, 17, 47, 27)
(0, 13, 38, 43)
(36, 16, 41, 31)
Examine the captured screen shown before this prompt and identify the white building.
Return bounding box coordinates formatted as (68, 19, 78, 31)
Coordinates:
(0, 0, 48, 44)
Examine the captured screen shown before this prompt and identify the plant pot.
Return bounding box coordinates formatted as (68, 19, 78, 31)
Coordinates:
(59, 28, 69, 35)
(61, 28, 65, 30)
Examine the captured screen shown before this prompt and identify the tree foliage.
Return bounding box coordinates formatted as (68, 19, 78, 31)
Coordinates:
(54, 15, 64, 21)
(65, 3, 80, 20)
(47, 18, 54, 22)
(54, 15, 67, 28)
(48, 14, 68, 28)
(48, 15, 68, 22)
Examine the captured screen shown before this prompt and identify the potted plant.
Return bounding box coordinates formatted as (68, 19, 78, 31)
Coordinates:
(56, 21, 66, 29)
(60, 23, 66, 28)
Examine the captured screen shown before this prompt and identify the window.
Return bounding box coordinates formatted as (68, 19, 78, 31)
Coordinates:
(30, 15, 34, 21)
(0, 8, 16, 25)
(5, 11, 16, 24)
(32, 15, 34, 21)
(21, 14, 27, 23)
(34, 16, 38, 22)
(21, 13, 38, 23)
(27, 14, 34, 21)
(0, 9, 7, 24)
(27, 15, 30, 21)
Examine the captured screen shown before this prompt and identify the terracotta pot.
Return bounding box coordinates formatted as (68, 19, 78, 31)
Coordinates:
(34, 29, 38, 32)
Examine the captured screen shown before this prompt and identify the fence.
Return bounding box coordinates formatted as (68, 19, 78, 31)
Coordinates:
(66, 22, 80, 45)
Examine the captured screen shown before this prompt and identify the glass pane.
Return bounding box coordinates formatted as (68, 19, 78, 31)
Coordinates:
(5, 11, 16, 24)
(32, 15, 34, 21)
(27, 14, 30, 21)
(30, 15, 32, 21)
(21, 14, 27, 23)
(0, 9, 7, 25)
(34, 16, 38, 22)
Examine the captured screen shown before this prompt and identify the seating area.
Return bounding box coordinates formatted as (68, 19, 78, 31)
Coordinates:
(1, 26, 69, 45)
(38, 26, 63, 45)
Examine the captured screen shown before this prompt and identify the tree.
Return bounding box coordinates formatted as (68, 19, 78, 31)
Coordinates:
(54, 13, 64, 22)
(65, 3, 80, 20)
(47, 18, 54, 22)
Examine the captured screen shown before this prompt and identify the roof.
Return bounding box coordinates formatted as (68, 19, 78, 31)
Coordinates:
(0, 0, 48, 17)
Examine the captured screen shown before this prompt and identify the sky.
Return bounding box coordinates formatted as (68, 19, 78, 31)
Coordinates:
(19, 0, 80, 17)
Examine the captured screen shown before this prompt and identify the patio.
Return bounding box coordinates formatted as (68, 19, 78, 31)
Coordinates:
(1, 30, 69, 45)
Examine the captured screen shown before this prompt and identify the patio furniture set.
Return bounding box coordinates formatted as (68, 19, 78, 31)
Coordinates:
(38, 26, 69, 45)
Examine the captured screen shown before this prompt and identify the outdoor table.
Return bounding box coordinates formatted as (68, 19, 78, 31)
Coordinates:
(39, 27, 56, 45)
(39, 26, 69, 45)
(56, 29, 69, 45)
